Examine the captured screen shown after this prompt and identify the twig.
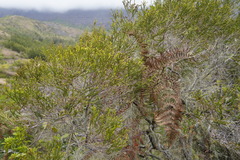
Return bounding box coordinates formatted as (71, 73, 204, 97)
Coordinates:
(146, 153, 162, 160)
(145, 130, 175, 160)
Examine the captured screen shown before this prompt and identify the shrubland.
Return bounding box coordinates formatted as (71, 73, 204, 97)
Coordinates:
(2, 31, 72, 59)
(0, 15, 82, 80)
(0, 0, 239, 159)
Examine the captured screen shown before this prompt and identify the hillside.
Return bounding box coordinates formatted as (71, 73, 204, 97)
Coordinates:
(0, 15, 83, 40)
(0, 15, 83, 82)
(0, 8, 112, 28)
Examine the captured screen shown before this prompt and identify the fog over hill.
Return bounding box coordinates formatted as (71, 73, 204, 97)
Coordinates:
(0, 8, 112, 28)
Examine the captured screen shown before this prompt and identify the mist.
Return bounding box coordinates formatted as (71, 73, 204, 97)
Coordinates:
(0, 0, 153, 12)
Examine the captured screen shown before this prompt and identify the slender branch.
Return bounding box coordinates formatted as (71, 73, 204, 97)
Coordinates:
(146, 153, 162, 160)
(145, 130, 175, 160)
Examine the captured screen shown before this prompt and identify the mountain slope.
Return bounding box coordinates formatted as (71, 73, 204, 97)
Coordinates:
(0, 8, 112, 28)
(0, 15, 83, 40)
(0, 15, 83, 81)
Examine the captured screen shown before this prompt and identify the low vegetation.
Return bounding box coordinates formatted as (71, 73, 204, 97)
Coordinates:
(0, 16, 83, 80)
(2, 31, 69, 59)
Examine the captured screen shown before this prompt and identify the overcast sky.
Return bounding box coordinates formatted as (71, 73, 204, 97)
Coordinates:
(0, 0, 154, 12)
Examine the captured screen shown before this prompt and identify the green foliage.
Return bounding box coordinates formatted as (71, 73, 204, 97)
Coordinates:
(90, 106, 128, 153)
(2, 27, 142, 157)
(6, 28, 142, 113)
(112, 0, 239, 57)
(3, 127, 37, 160)
(193, 80, 240, 123)
(0, 53, 4, 63)
(0, 86, 19, 159)
(2, 31, 70, 59)
(36, 136, 65, 160)
(2, 127, 64, 160)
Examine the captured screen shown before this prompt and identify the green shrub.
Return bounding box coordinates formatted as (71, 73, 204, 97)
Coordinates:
(26, 49, 46, 60)
(2, 127, 64, 160)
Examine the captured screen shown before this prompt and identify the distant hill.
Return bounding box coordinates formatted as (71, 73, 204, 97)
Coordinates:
(0, 8, 112, 28)
(0, 15, 84, 80)
(0, 15, 83, 40)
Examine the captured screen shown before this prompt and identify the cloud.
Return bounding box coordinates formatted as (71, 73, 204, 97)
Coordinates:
(0, 0, 153, 12)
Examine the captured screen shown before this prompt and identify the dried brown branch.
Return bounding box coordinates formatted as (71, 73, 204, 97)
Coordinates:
(128, 31, 187, 146)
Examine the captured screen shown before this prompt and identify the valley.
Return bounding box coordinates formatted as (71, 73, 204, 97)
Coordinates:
(0, 15, 83, 83)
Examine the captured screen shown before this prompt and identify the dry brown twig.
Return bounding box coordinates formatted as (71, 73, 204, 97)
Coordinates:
(129, 31, 189, 147)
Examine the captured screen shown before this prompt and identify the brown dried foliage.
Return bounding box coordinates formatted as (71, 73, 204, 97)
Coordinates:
(129, 31, 188, 146)
(145, 48, 190, 70)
